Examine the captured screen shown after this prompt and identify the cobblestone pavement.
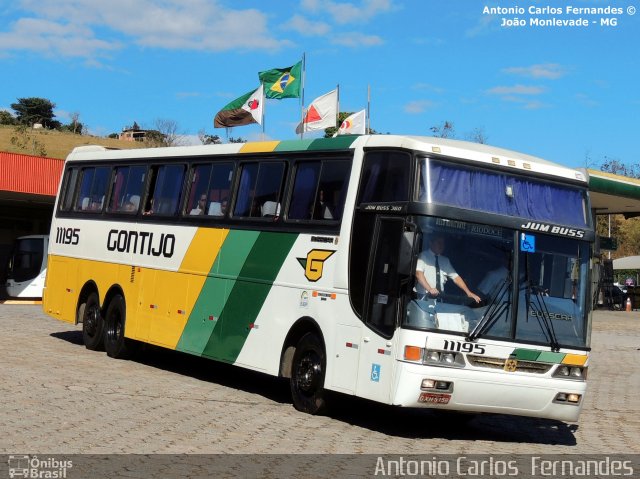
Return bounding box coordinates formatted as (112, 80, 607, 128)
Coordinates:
(0, 305, 638, 455)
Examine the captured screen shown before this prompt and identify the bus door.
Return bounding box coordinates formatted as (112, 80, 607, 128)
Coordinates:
(356, 216, 408, 403)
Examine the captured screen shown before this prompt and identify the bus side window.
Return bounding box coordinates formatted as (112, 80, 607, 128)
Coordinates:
(185, 162, 234, 217)
(145, 164, 185, 216)
(59, 168, 79, 212)
(357, 151, 411, 204)
(314, 160, 351, 221)
(108, 165, 146, 213)
(74, 166, 111, 213)
(234, 162, 285, 219)
(288, 159, 351, 221)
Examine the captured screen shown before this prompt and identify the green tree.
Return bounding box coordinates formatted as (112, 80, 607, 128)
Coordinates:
(10, 97, 61, 129)
(198, 129, 222, 145)
(0, 110, 16, 125)
(597, 158, 640, 259)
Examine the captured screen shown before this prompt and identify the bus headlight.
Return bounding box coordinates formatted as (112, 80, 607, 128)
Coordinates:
(424, 349, 465, 368)
(426, 351, 441, 363)
(553, 365, 586, 380)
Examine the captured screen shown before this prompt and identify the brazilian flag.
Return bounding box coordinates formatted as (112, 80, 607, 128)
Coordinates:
(258, 61, 302, 99)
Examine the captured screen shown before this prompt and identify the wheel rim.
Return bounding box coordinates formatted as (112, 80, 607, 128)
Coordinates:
(85, 303, 100, 338)
(295, 350, 322, 394)
(107, 308, 123, 343)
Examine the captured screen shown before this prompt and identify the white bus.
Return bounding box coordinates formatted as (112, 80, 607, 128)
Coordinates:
(43, 136, 593, 421)
(5, 235, 49, 298)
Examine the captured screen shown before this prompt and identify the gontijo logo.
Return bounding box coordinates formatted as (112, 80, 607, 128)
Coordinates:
(297, 249, 335, 282)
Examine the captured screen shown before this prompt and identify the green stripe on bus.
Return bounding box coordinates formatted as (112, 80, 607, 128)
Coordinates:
(536, 351, 566, 363)
(176, 230, 260, 355)
(273, 136, 357, 152)
(202, 231, 298, 362)
(512, 349, 541, 361)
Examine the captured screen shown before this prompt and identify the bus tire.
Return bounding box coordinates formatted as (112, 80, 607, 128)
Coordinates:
(290, 332, 327, 415)
(104, 294, 136, 359)
(81, 292, 104, 351)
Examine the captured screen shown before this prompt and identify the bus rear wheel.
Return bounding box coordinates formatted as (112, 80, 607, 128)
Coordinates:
(81, 292, 104, 351)
(104, 294, 136, 359)
(290, 332, 327, 415)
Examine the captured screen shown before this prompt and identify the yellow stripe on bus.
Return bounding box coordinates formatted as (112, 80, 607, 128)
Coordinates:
(239, 141, 280, 153)
(144, 227, 229, 349)
(561, 353, 588, 366)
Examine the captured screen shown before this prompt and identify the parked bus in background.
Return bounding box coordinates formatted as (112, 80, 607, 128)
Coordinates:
(5, 235, 48, 298)
(43, 136, 594, 421)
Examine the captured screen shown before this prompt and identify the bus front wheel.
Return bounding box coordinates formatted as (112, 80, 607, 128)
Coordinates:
(104, 294, 136, 359)
(81, 292, 104, 351)
(290, 332, 327, 415)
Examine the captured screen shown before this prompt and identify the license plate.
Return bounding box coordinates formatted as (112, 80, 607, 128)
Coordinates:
(418, 392, 451, 404)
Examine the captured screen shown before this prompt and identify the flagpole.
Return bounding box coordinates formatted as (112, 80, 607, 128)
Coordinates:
(336, 84, 340, 132)
(300, 52, 306, 140)
(261, 83, 266, 141)
(367, 84, 371, 135)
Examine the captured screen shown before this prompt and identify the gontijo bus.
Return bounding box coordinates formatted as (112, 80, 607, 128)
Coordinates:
(43, 136, 593, 420)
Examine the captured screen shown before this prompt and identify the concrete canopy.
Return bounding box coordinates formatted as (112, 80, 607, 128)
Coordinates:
(612, 256, 640, 270)
(588, 169, 640, 216)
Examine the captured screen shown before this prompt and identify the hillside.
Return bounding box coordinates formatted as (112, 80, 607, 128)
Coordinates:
(0, 125, 149, 160)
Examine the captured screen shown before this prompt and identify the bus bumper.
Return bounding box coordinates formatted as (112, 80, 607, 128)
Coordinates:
(392, 361, 587, 422)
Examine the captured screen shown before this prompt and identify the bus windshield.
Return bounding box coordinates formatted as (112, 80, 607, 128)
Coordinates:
(404, 216, 590, 349)
(7, 237, 45, 283)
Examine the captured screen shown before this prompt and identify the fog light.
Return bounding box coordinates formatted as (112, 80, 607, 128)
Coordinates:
(435, 381, 450, 390)
(421, 379, 436, 389)
(567, 394, 581, 404)
(555, 393, 567, 402)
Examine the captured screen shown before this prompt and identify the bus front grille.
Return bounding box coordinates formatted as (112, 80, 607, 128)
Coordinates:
(467, 355, 552, 374)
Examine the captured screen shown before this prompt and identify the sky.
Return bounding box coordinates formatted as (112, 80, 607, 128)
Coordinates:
(0, 0, 638, 168)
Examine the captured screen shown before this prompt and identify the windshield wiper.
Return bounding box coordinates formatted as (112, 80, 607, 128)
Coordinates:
(467, 275, 512, 342)
(523, 255, 560, 352)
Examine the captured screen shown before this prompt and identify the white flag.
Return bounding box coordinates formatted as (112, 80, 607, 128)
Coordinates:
(296, 89, 338, 133)
(333, 109, 366, 136)
(241, 84, 264, 125)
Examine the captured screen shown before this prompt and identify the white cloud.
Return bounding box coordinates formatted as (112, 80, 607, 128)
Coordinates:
(575, 93, 598, 107)
(404, 100, 435, 114)
(283, 14, 331, 36)
(301, 0, 394, 24)
(503, 63, 568, 79)
(331, 32, 383, 47)
(1, 0, 289, 58)
(486, 85, 546, 96)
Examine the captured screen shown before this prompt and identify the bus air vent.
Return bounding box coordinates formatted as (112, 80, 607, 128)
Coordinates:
(467, 355, 552, 374)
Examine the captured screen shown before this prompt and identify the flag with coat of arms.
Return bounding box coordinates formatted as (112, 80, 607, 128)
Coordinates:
(214, 84, 264, 128)
(296, 89, 338, 134)
(258, 61, 302, 99)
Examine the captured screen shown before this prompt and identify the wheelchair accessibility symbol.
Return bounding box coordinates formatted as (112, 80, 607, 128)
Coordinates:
(371, 363, 381, 382)
(520, 233, 536, 253)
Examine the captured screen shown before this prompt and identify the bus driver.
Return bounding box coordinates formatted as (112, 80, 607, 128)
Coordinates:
(415, 234, 481, 304)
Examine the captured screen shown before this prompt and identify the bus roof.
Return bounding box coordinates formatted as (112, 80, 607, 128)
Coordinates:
(68, 135, 586, 184)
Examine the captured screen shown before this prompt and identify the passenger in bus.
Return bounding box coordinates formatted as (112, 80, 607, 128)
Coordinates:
(190, 195, 207, 215)
(313, 190, 334, 219)
(122, 201, 137, 212)
(415, 235, 481, 304)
